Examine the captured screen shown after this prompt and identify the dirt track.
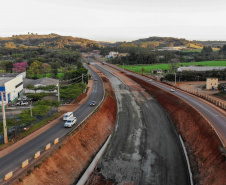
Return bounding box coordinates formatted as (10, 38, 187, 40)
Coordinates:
(87, 64, 190, 184)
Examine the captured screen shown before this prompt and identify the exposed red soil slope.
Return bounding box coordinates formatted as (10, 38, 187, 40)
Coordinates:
(12, 75, 117, 185)
(127, 74, 226, 185)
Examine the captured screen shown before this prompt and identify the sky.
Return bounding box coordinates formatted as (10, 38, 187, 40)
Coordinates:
(1, 0, 226, 42)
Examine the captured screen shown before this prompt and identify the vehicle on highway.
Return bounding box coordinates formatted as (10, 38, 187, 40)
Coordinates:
(94, 79, 97, 81)
(64, 117, 77, 127)
(149, 79, 152, 82)
(90, 101, 96, 106)
(170, 89, 175, 92)
(63, 112, 73, 120)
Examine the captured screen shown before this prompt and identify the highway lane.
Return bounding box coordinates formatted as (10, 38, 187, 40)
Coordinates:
(0, 65, 104, 181)
(95, 55, 226, 145)
(92, 62, 190, 184)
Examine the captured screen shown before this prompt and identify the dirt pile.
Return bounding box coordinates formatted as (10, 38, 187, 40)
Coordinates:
(12, 76, 117, 185)
(127, 74, 226, 185)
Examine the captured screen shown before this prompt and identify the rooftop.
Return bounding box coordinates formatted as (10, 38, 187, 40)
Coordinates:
(0, 77, 14, 86)
(178, 66, 226, 72)
(23, 77, 59, 87)
(0, 73, 20, 77)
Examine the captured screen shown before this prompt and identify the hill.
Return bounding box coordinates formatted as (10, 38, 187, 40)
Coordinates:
(128, 36, 204, 48)
(0, 33, 99, 48)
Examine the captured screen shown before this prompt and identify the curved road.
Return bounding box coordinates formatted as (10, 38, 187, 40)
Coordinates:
(95, 56, 226, 145)
(87, 59, 190, 185)
(0, 65, 104, 182)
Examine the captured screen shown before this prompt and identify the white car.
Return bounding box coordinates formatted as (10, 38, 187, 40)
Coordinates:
(17, 101, 28, 105)
(90, 101, 96, 106)
(170, 89, 175, 92)
(64, 117, 77, 128)
(21, 101, 28, 105)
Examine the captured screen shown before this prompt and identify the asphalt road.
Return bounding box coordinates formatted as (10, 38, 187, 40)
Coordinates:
(93, 62, 190, 185)
(0, 65, 104, 181)
(95, 56, 226, 146)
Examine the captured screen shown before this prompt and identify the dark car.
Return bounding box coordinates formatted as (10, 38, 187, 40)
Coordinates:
(90, 101, 96, 106)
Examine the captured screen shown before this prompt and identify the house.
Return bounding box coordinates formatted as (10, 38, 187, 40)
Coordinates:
(0, 73, 24, 106)
(152, 69, 163, 74)
(105, 52, 119, 58)
(24, 77, 59, 93)
(206, 78, 218, 90)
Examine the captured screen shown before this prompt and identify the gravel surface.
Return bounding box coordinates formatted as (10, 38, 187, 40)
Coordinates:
(95, 63, 190, 185)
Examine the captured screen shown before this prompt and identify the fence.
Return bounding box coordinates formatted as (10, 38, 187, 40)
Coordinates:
(164, 82, 226, 110)
(0, 107, 58, 144)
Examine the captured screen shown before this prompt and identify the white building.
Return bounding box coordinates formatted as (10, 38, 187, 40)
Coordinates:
(105, 52, 119, 58)
(0, 74, 23, 106)
(152, 69, 163, 74)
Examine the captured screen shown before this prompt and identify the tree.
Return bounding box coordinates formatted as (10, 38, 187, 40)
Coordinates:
(168, 59, 179, 72)
(12, 62, 28, 73)
(32, 105, 50, 116)
(0, 61, 14, 72)
(41, 63, 51, 77)
(34, 100, 61, 107)
(26, 92, 46, 101)
(141, 67, 145, 75)
(218, 83, 226, 92)
(27, 61, 42, 78)
(41, 85, 57, 93)
(77, 61, 83, 69)
(26, 84, 40, 93)
(201, 46, 213, 55)
(219, 45, 226, 54)
(18, 109, 36, 125)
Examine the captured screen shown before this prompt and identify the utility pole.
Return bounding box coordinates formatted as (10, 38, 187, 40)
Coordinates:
(1, 92, 8, 144)
(57, 83, 60, 102)
(30, 101, 32, 117)
(175, 72, 177, 85)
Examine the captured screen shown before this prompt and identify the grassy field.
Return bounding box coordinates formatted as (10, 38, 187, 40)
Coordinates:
(119, 60, 226, 73)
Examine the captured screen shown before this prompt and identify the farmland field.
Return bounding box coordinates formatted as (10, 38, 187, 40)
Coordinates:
(119, 60, 226, 73)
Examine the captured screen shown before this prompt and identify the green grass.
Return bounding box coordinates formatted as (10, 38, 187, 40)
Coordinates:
(182, 60, 226, 66)
(21, 112, 61, 137)
(119, 60, 226, 73)
(182, 50, 201, 53)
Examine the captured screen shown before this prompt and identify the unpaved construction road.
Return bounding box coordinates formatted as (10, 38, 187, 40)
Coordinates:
(92, 62, 190, 185)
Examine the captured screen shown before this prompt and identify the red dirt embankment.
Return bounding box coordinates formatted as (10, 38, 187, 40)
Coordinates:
(12, 75, 117, 185)
(127, 74, 226, 185)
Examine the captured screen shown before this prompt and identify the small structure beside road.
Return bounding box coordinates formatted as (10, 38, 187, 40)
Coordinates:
(206, 77, 218, 90)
